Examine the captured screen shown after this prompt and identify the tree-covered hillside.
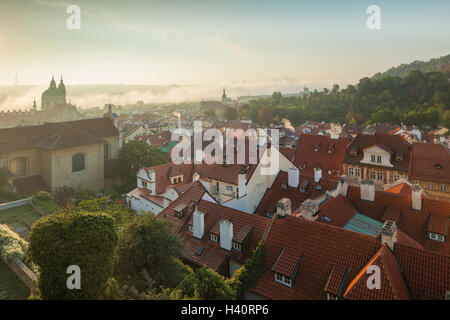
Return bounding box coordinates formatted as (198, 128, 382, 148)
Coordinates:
(372, 54, 450, 80)
(241, 70, 450, 128)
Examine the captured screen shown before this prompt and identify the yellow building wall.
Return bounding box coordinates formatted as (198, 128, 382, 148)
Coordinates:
(50, 143, 104, 191)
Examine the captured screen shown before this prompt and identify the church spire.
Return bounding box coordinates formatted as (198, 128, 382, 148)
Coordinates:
(58, 75, 66, 93)
(50, 74, 56, 88)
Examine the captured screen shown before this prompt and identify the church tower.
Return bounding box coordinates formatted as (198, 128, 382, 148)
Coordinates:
(41, 75, 67, 111)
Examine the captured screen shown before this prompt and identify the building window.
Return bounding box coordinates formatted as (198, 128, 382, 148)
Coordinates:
(188, 225, 193, 233)
(427, 182, 434, 190)
(104, 143, 111, 160)
(370, 170, 376, 180)
(326, 293, 339, 300)
(10, 157, 27, 176)
(226, 185, 233, 192)
(394, 174, 403, 181)
(429, 232, 445, 242)
(348, 167, 354, 176)
(371, 155, 376, 163)
(72, 153, 86, 172)
(377, 155, 382, 163)
(354, 168, 360, 177)
(377, 171, 383, 181)
(440, 184, 447, 192)
(274, 273, 292, 287)
(142, 180, 148, 188)
(210, 233, 218, 242)
(232, 241, 242, 252)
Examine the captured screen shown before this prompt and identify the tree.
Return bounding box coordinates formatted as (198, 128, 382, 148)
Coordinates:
(114, 214, 188, 291)
(203, 110, 215, 119)
(228, 241, 266, 299)
(28, 210, 117, 299)
(258, 107, 274, 126)
(178, 267, 235, 300)
(114, 140, 167, 191)
(224, 107, 238, 121)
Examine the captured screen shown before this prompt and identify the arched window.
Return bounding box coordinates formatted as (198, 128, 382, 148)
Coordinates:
(72, 153, 86, 172)
(104, 143, 111, 160)
(10, 157, 27, 176)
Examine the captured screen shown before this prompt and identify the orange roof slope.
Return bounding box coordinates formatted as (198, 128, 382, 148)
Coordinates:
(344, 245, 411, 300)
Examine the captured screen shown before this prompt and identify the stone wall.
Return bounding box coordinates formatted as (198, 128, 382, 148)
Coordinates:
(4, 257, 37, 294)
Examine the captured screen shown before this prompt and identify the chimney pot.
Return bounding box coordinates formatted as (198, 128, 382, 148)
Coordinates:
(288, 167, 299, 188)
(193, 210, 205, 239)
(412, 184, 422, 211)
(360, 179, 375, 202)
(219, 220, 233, 251)
(381, 220, 397, 251)
(277, 198, 292, 216)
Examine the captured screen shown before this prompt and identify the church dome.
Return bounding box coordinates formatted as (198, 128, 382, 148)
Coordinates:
(42, 76, 62, 97)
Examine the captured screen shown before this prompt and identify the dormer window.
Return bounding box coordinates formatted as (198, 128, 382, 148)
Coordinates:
(313, 143, 321, 152)
(210, 233, 218, 242)
(188, 224, 193, 233)
(435, 163, 442, 170)
(428, 232, 445, 243)
(274, 273, 292, 287)
(396, 151, 404, 162)
(327, 143, 335, 154)
(350, 147, 357, 156)
(232, 241, 242, 252)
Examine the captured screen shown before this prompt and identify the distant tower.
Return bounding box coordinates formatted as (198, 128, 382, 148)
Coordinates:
(32, 99, 37, 111)
(41, 75, 66, 111)
(222, 89, 227, 104)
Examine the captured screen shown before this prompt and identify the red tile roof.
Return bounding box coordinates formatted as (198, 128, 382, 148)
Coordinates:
(0, 118, 118, 152)
(343, 245, 411, 300)
(253, 215, 382, 300)
(293, 134, 349, 182)
(409, 143, 450, 184)
(157, 182, 270, 274)
(254, 171, 335, 217)
(347, 186, 450, 255)
(395, 244, 449, 300)
(252, 214, 448, 300)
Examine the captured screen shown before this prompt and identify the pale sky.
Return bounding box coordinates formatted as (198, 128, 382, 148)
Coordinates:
(1, 0, 449, 87)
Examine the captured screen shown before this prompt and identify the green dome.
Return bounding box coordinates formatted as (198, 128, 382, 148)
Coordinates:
(42, 87, 61, 97)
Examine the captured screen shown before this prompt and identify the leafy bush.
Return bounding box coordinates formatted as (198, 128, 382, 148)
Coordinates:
(52, 186, 75, 207)
(28, 210, 117, 299)
(178, 267, 235, 300)
(33, 191, 53, 201)
(228, 241, 266, 299)
(0, 224, 28, 261)
(114, 214, 187, 290)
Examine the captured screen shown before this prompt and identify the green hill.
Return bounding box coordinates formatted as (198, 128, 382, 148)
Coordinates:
(372, 54, 450, 79)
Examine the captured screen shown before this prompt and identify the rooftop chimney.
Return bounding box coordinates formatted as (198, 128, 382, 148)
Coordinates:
(193, 210, 205, 239)
(238, 171, 247, 198)
(314, 168, 322, 183)
(412, 184, 422, 211)
(277, 198, 292, 217)
(299, 199, 318, 221)
(192, 172, 200, 182)
(220, 220, 233, 251)
(360, 179, 375, 202)
(381, 220, 397, 251)
(288, 167, 299, 188)
(339, 175, 349, 197)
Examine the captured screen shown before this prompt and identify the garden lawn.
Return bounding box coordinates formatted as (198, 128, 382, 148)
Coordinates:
(0, 205, 41, 240)
(0, 261, 29, 300)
